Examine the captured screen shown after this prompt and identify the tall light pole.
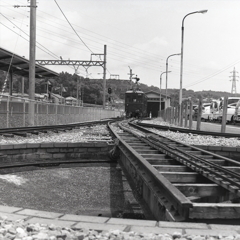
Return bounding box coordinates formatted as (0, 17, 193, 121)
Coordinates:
(179, 10, 208, 106)
(159, 71, 171, 114)
(166, 53, 181, 104)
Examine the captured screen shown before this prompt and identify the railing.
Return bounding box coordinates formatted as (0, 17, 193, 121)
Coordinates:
(0, 95, 122, 128)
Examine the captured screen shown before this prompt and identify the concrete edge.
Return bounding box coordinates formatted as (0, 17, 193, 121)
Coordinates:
(0, 205, 238, 236)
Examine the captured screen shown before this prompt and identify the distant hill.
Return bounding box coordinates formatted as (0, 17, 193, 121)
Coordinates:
(0, 71, 237, 106)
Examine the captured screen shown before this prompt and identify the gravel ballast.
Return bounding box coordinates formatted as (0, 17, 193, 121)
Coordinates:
(0, 121, 239, 238)
(142, 118, 240, 147)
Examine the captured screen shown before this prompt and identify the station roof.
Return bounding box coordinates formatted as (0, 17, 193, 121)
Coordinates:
(0, 47, 59, 78)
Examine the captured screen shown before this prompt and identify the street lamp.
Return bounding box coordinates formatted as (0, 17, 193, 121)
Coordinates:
(166, 53, 181, 104)
(159, 71, 171, 114)
(179, 9, 207, 106)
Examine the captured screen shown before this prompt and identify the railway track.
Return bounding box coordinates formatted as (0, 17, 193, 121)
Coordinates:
(0, 119, 115, 173)
(108, 119, 240, 223)
(0, 119, 115, 137)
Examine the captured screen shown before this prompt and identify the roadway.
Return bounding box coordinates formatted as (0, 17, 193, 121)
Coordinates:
(191, 121, 240, 134)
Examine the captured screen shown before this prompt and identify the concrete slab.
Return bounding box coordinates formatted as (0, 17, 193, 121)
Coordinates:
(130, 226, 183, 234)
(107, 218, 157, 227)
(0, 205, 23, 213)
(159, 221, 208, 229)
(60, 214, 109, 223)
(74, 222, 126, 231)
(26, 217, 76, 228)
(0, 212, 28, 221)
(209, 224, 240, 231)
(17, 209, 62, 219)
(185, 229, 239, 236)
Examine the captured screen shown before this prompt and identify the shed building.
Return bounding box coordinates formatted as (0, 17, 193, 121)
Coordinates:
(145, 91, 171, 118)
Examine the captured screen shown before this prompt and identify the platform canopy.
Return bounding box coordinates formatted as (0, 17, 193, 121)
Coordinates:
(0, 47, 59, 78)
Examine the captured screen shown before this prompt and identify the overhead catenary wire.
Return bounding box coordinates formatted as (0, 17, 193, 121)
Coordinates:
(0, 8, 25, 102)
(0, 2, 185, 75)
(54, 0, 94, 54)
(2, 0, 240, 90)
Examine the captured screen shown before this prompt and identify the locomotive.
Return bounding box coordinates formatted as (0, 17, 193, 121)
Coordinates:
(125, 90, 147, 118)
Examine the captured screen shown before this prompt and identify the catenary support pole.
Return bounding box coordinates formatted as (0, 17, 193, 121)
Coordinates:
(29, 0, 37, 126)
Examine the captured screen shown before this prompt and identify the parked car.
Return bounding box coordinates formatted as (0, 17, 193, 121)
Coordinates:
(187, 105, 198, 119)
(213, 97, 240, 123)
(201, 103, 213, 121)
(193, 103, 211, 120)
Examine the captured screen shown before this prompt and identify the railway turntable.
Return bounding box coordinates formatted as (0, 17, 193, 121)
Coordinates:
(108, 120, 240, 224)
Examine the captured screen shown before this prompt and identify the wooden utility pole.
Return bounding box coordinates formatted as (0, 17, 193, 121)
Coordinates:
(196, 96, 203, 131)
(189, 100, 193, 129)
(221, 97, 228, 133)
(29, 0, 36, 125)
(21, 76, 25, 97)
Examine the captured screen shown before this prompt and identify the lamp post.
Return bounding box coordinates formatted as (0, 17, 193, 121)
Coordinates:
(166, 53, 181, 104)
(159, 71, 171, 115)
(179, 10, 208, 111)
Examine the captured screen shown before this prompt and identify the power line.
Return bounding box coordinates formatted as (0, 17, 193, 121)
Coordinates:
(184, 60, 240, 89)
(0, 12, 60, 59)
(54, 0, 93, 54)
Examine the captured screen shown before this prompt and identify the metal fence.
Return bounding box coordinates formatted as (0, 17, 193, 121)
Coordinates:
(0, 96, 122, 128)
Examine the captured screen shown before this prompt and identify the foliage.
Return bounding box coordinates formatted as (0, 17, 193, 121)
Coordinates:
(0, 71, 239, 105)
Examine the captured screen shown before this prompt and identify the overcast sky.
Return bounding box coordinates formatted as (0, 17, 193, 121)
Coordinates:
(1, 0, 240, 93)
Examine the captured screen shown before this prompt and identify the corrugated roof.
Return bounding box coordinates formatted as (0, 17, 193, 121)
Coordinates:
(0, 47, 59, 78)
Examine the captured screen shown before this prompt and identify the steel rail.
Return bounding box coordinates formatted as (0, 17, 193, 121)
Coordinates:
(0, 118, 117, 135)
(146, 135, 240, 195)
(130, 121, 240, 196)
(108, 120, 192, 221)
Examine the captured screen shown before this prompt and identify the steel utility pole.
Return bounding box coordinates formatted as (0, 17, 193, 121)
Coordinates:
(128, 67, 134, 90)
(29, 0, 37, 125)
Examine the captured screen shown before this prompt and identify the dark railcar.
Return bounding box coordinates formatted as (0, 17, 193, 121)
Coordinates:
(125, 90, 147, 118)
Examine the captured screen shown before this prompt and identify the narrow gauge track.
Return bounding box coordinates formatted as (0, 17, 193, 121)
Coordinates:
(108, 119, 240, 223)
(0, 118, 116, 137)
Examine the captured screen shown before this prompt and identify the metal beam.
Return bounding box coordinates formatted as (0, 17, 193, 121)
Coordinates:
(35, 60, 104, 67)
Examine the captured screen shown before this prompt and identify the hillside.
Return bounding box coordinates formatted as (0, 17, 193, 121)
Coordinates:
(0, 71, 239, 106)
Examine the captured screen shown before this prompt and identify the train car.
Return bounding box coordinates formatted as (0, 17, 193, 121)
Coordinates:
(125, 90, 147, 118)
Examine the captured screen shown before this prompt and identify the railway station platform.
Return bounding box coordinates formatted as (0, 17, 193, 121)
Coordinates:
(0, 205, 239, 237)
